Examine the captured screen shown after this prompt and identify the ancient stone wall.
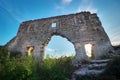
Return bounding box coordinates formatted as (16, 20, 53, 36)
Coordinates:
(6, 12, 113, 63)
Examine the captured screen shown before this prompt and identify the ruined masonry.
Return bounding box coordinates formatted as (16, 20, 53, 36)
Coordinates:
(6, 12, 113, 63)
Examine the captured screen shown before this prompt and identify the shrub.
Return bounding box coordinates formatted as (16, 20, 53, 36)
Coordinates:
(10, 51, 22, 58)
(0, 56, 34, 80)
(113, 45, 120, 50)
(35, 56, 75, 80)
(0, 46, 10, 62)
(0, 47, 75, 80)
(99, 53, 111, 59)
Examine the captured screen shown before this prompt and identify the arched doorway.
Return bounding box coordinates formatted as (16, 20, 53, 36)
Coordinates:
(45, 35, 75, 58)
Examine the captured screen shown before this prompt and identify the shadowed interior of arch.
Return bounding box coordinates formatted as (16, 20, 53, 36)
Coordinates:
(45, 35, 75, 58)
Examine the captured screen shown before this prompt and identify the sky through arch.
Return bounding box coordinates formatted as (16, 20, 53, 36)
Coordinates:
(45, 35, 75, 58)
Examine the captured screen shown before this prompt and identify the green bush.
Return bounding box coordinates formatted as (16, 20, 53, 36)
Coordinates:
(0, 46, 10, 62)
(34, 56, 75, 80)
(1, 46, 120, 80)
(113, 45, 120, 50)
(0, 47, 75, 80)
(0, 56, 34, 80)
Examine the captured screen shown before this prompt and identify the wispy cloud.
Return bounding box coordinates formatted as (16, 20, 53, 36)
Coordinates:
(77, 5, 97, 13)
(0, 0, 25, 22)
(107, 26, 120, 42)
(46, 48, 55, 52)
(112, 35, 120, 41)
(76, 0, 97, 13)
(62, 0, 72, 5)
(55, 0, 72, 10)
(110, 32, 120, 42)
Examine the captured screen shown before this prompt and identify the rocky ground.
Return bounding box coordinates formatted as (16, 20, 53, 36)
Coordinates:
(72, 59, 110, 80)
(71, 45, 120, 80)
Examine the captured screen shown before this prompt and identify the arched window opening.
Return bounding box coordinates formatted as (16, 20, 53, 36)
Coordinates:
(26, 46, 34, 56)
(84, 44, 93, 58)
(45, 36, 75, 58)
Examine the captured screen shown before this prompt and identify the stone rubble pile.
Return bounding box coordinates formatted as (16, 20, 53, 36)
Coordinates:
(72, 59, 110, 80)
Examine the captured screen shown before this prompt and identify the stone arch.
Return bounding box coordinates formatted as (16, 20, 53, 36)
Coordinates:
(40, 32, 76, 59)
(6, 12, 113, 64)
(31, 31, 90, 62)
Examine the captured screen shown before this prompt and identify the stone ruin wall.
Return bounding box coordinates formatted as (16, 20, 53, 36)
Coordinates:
(6, 12, 113, 63)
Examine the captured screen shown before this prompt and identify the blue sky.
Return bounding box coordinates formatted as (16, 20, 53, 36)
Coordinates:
(0, 0, 120, 57)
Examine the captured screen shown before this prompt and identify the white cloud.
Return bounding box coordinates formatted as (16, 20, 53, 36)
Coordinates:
(46, 48, 55, 52)
(0, 0, 25, 22)
(55, 5, 64, 9)
(76, 0, 97, 13)
(55, 0, 72, 10)
(85, 6, 97, 13)
(108, 27, 120, 42)
(112, 41, 120, 46)
(62, 0, 72, 4)
(110, 34, 120, 42)
(77, 4, 97, 13)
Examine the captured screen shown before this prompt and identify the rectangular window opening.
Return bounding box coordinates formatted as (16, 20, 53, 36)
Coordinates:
(51, 23, 57, 28)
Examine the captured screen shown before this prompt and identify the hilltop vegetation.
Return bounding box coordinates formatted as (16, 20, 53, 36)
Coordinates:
(0, 46, 120, 80)
(0, 46, 75, 80)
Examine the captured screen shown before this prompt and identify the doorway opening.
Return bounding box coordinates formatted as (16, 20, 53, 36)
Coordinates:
(26, 46, 34, 56)
(45, 35, 75, 58)
(84, 43, 93, 58)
